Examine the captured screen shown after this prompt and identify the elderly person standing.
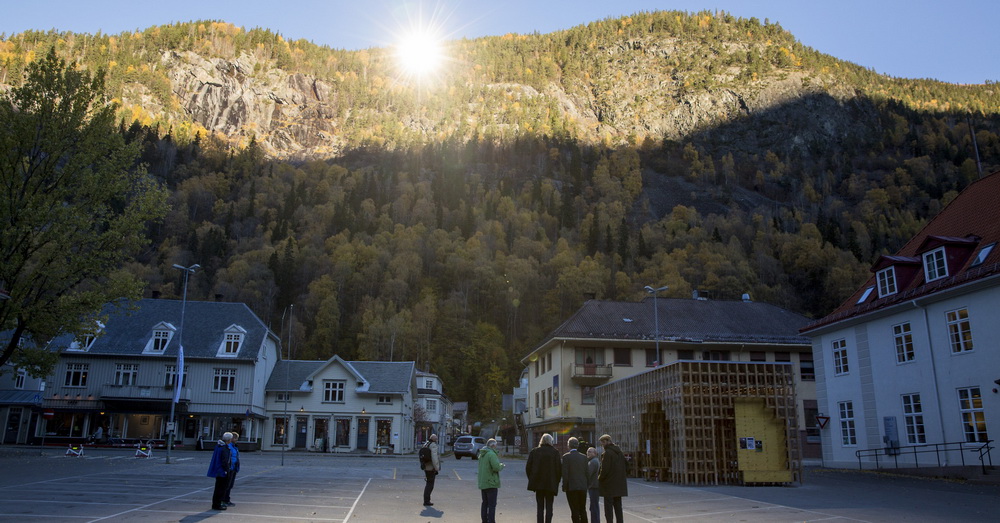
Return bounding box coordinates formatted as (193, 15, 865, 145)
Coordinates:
(477, 438, 505, 523)
(223, 432, 241, 507)
(206, 432, 233, 511)
(586, 447, 601, 523)
(526, 433, 562, 523)
(422, 434, 441, 506)
(598, 434, 628, 523)
(561, 436, 589, 523)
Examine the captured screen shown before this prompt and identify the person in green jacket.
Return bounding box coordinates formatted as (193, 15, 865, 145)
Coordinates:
(477, 438, 505, 523)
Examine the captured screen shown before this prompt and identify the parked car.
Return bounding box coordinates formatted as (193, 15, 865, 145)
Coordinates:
(453, 435, 486, 459)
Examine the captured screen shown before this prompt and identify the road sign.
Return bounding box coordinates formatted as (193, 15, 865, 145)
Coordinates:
(42, 409, 55, 419)
(816, 415, 830, 429)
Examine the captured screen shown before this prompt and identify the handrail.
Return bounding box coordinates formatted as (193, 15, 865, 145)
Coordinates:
(855, 440, 994, 475)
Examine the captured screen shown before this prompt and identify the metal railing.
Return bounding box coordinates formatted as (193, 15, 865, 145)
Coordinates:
(855, 440, 995, 474)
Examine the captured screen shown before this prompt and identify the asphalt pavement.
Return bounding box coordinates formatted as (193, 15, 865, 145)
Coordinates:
(0, 446, 997, 522)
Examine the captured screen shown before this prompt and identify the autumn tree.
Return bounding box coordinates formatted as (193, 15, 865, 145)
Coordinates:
(0, 48, 169, 374)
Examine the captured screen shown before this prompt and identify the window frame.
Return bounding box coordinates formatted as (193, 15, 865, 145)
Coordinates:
(64, 363, 89, 387)
(377, 395, 392, 405)
(832, 339, 849, 376)
(923, 247, 948, 282)
(946, 308, 974, 354)
(892, 322, 915, 363)
(901, 393, 926, 444)
(612, 348, 631, 366)
(876, 266, 898, 297)
(426, 398, 438, 413)
(324, 380, 345, 403)
(151, 330, 171, 352)
(14, 369, 26, 389)
(958, 387, 989, 443)
(839, 400, 857, 446)
(212, 368, 237, 393)
(114, 363, 139, 386)
(165, 364, 188, 387)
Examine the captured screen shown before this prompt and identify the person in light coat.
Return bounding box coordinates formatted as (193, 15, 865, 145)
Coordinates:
(423, 434, 441, 506)
(477, 438, 505, 523)
(586, 447, 601, 523)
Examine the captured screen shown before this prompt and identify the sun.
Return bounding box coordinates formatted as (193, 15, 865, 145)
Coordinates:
(394, 27, 447, 80)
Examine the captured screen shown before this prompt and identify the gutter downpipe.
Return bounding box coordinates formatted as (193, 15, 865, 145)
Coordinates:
(912, 298, 949, 464)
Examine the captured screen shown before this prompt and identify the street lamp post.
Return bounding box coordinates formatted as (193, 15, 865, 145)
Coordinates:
(169, 263, 200, 464)
(644, 285, 668, 366)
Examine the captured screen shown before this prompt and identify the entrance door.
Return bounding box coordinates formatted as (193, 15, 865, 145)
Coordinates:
(4, 407, 22, 444)
(313, 418, 329, 452)
(295, 416, 308, 448)
(356, 417, 369, 451)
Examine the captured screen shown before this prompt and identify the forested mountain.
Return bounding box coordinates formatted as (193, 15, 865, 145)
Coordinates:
(3, 11, 998, 417)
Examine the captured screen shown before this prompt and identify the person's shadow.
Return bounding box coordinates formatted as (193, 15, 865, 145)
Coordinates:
(420, 506, 444, 518)
(180, 512, 219, 522)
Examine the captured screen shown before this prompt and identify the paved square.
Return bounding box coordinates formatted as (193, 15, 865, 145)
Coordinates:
(0, 447, 998, 522)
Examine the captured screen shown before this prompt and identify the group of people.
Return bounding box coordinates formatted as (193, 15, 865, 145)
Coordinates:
(423, 431, 627, 523)
(526, 433, 628, 523)
(206, 431, 242, 511)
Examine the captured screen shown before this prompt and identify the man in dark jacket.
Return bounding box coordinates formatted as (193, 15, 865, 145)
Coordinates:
(561, 436, 589, 523)
(586, 447, 601, 523)
(525, 433, 561, 523)
(206, 432, 233, 511)
(598, 434, 628, 523)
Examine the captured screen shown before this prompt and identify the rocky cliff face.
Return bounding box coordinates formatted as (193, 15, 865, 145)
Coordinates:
(125, 36, 871, 160)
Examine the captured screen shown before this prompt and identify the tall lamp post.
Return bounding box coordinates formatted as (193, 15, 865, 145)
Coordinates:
(169, 263, 200, 464)
(644, 285, 668, 366)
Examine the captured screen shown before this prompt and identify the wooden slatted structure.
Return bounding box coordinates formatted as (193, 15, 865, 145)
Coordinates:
(595, 360, 800, 485)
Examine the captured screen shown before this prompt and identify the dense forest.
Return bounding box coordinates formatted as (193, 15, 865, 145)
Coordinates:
(3, 11, 999, 417)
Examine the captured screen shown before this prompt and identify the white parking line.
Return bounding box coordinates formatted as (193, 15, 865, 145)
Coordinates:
(343, 478, 371, 522)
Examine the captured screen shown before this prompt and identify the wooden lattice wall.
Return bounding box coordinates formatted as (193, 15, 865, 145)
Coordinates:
(595, 361, 800, 485)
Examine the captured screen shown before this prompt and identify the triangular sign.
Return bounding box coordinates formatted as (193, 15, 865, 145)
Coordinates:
(816, 415, 830, 429)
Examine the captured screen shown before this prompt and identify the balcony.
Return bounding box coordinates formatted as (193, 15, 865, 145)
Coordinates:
(100, 384, 190, 402)
(570, 363, 613, 385)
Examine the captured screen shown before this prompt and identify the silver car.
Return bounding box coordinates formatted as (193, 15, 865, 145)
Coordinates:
(452, 435, 486, 459)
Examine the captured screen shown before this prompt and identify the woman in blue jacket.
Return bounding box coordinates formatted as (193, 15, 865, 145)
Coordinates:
(207, 432, 233, 510)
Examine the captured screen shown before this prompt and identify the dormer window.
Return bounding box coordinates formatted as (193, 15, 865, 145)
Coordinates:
(923, 247, 948, 282)
(144, 323, 176, 354)
(217, 325, 247, 357)
(69, 321, 104, 351)
(876, 267, 897, 297)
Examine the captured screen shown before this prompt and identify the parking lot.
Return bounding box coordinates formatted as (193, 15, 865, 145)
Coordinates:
(0, 446, 998, 522)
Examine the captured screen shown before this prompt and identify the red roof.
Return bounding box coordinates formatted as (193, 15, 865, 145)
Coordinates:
(803, 171, 1000, 333)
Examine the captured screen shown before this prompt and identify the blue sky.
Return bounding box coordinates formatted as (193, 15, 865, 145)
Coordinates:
(1, 0, 997, 84)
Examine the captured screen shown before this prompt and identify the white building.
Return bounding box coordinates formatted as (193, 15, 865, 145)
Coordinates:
(415, 369, 453, 444)
(264, 356, 417, 454)
(802, 171, 1000, 468)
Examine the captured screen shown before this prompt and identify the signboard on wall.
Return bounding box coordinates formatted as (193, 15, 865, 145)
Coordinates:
(552, 375, 559, 406)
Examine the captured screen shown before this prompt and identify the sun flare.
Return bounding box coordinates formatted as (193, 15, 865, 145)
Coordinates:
(395, 28, 446, 79)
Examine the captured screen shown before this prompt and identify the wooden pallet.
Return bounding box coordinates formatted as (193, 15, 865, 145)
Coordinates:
(596, 361, 801, 485)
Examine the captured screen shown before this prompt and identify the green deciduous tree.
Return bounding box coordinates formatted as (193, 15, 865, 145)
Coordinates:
(0, 48, 169, 374)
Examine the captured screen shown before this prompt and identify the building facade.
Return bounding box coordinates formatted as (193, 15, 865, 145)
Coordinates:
(415, 369, 454, 444)
(37, 298, 280, 448)
(802, 171, 1000, 468)
(264, 357, 417, 454)
(0, 361, 46, 445)
(521, 296, 818, 456)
